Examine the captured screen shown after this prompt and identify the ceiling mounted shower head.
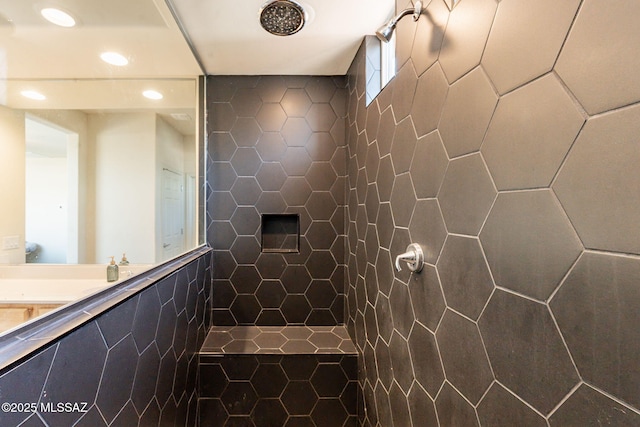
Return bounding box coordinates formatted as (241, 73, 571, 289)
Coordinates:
(376, 0, 424, 43)
(260, 0, 307, 36)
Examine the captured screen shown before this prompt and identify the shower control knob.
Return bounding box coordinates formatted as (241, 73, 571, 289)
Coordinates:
(394, 243, 424, 273)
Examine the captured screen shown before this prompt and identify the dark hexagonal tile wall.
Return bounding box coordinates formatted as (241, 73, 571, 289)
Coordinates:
(0, 255, 211, 427)
(207, 76, 347, 326)
(345, 5, 640, 423)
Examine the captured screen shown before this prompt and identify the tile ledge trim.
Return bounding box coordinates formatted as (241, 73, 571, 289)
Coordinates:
(0, 245, 211, 373)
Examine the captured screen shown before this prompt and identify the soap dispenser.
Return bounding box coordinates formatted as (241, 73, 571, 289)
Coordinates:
(119, 253, 129, 266)
(107, 256, 119, 282)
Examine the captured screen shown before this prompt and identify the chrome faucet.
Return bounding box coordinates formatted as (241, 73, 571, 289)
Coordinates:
(395, 243, 424, 273)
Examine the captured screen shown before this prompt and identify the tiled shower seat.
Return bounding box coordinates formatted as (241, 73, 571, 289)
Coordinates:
(199, 326, 358, 426)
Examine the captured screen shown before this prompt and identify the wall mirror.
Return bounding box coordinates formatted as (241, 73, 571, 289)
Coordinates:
(0, 0, 205, 333)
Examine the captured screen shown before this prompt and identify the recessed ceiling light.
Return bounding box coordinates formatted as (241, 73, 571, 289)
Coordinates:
(100, 52, 128, 66)
(143, 90, 163, 100)
(21, 90, 46, 100)
(40, 8, 76, 27)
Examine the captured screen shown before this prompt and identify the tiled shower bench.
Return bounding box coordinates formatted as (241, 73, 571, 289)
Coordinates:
(198, 326, 358, 426)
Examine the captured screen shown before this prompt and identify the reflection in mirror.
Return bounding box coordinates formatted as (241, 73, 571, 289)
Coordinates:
(0, 0, 204, 334)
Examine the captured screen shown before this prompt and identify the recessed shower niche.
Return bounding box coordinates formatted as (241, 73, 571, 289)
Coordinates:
(261, 214, 300, 253)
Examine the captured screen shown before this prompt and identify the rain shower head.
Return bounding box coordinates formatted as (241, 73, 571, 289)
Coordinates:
(260, 0, 307, 36)
(376, 0, 423, 43)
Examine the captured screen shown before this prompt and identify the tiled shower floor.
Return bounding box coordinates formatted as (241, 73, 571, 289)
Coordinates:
(200, 325, 357, 355)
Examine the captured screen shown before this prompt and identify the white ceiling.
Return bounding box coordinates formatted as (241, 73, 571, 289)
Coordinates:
(0, 0, 394, 129)
(168, 0, 396, 75)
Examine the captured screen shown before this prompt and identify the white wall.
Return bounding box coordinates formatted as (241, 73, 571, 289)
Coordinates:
(25, 158, 67, 263)
(27, 110, 89, 262)
(90, 113, 156, 264)
(0, 105, 25, 264)
(156, 116, 186, 261)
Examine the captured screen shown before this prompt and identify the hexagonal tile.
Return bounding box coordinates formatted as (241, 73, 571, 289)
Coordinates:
(389, 279, 415, 340)
(281, 381, 318, 415)
(480, 190, 582, 300)
(221, 382, 258, 415)
(482, 0, 580, 94)
(411, 0, 449, 76)
(209, 133, 237, 161)
(230, 177, 261, 206)
(230, 117, 261, 147)
(479, 290, 579, 414)
(306, 133, 337, 161)
(132, 344, 161, 412)
(477, 383, 547, 427)
(436, 310, 493, 404)
(389, 381, 412, 426)
(251, 399, 287, 427)
(388, 331, 414, 394)
(555, 0, 640, 114)
(410, 63, 449, 137)
(230, 295, 262, 324)
(306, 222, 336, 251)
(305, 77, 337, 103)
(255, 252, 287, 279)
(199, 363, 229, 398)
(209, 163, 237, 191)
(481, 74, 584, 190)
(282, 117, 313, 147)
(408, 199, 447, 265)
(282, 147, 312, 176)
(255, 280, 286, 308)
(409, 131, 448, 199)
(306, 251, 336, 280)
(281, 265, 312, 293)
(230, 236, 261, 265)
(439, 0, 497, 83)
(306, 280, 337, 309)
(553, 104, 640, 255)
(305, 192, 337, 221)
(550, 252, 640, 409)
(408, 323, 444, 398)
(391, 61, 418, 121)
(390, 173, 416, 228)
(435, 382, 480, 427)
(408, 382, 438, 426)
(230, 266, 261, 294)
(230, 206, 259, 236)
(255, 192, 287, 213)
(210, 103, 237, 132)
(256, 103, 287, 132)
(306, 104, 337, 132)
(549, 384, 640, 427)
(305, 162, 337, 192)
(281, 294, 312, 324)
(256, 76, 287, 102)
(377, 108, 396, 156)
(437, 235, 494, 320)
(132, 290, 162, 351)
(256, 132, 287, 162)
(439, 67, 497, 158)
(390, 117, 417, 174)
(311, 399, 348, 427)
(438, 153, 496, 236)
(231, 88, 263, 117)
(408, 264, 446, 333)
(281, 88, 312, 117)
(255, 163, 287, 191)
(310, 363, 348, 397)
(96, 336, 138, 423)
(251, 363, 288, 397)
(280, 177, 312, 207)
